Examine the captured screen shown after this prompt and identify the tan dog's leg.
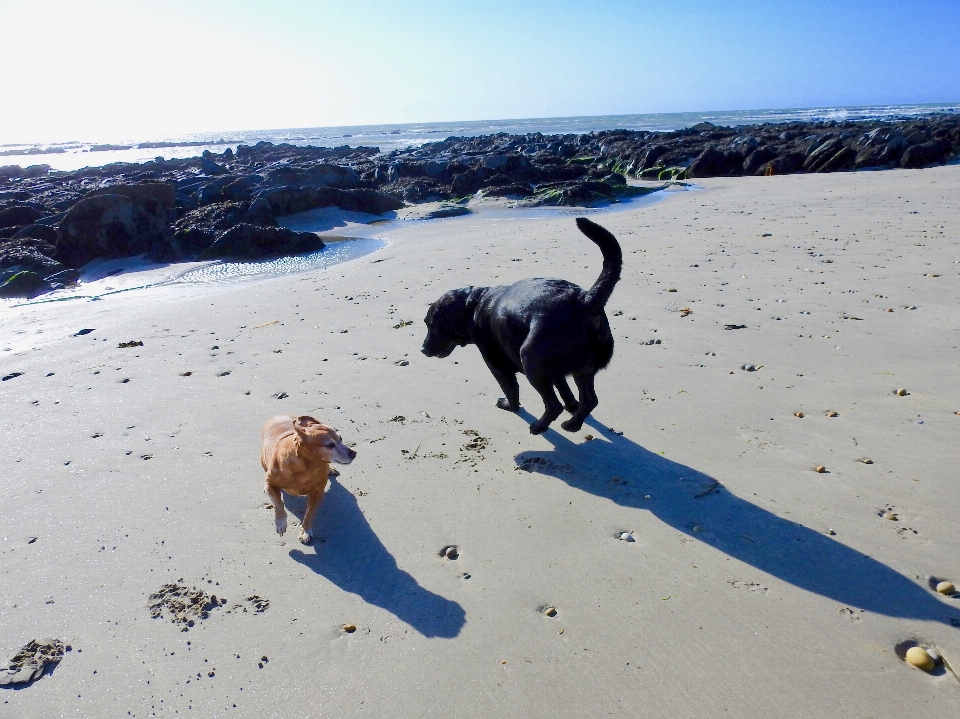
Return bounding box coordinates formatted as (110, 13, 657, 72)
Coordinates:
(264, 481, 287, 536)
(298, 489, 325, 545)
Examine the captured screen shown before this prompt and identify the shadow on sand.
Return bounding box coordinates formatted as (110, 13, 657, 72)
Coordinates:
(288, 481, 466, 638)
(513, 409, 960, 627)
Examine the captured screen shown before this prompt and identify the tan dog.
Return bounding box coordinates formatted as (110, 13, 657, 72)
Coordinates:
(260, 415, 356, 544)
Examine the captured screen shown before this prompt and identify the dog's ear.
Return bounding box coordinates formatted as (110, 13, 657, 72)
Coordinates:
(293, 416, 315, 433)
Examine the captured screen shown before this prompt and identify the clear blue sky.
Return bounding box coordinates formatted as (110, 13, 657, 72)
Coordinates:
(0, 0, 957, 143)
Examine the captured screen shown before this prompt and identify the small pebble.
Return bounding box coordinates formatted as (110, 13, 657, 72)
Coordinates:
(883, 512, 898, 521)
(826, 529, 836, 535)
(826, 411, 838, 417)
(692, 524, 703, 532)
(342, 623, 357, 633)
(895, 388, 907, 396)
(936, 581, 955, 595)
(858, 458, 874, 464)
(794, 412, 804, 418)
(443, 545, 459, 560)
(543, 606, 557, 617)
(667, 288, 677, 292)
(584, 434, 594, 441)
(814, 466, 826, 473)
(905, 646, 935, 672)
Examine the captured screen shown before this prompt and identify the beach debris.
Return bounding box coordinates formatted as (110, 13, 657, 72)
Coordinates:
(613, 310, 623, 316)
(857, 458, 874, 464)
(826, 411, 839, 417)
(74, 328, 94, 336)
(936, 581, 956, 596)
(148, 583, 224, 630)
(389, 415, 406, 422)
(441, 545, 459, 560)
(272, 349, 282, 353)
(905, 646, 936, 672)
(394, 360, 409, 366)
(814, 465, 827, 473)
(724, 324, 747, 330)
(392, 320, 413, 329)
(741, 364, 760, 372)
(584, 434, 594, 441)
(1, 372, 23, 381)
(118, 340, 143, 348)
(692, 524, 703, 532)
(882, 511, 898, 521)
(272, 392, 289, 399)
(641, 339, 662, 345)
(0, 639, 68, 686)
(895, 388, 908, 396)
(955, 411, 960, 416)
(794, 412, 805, 418)
(245, 595, 270, 613)
(679, 307, 692, 317)
(251, 320, 279, 329)
(667, 288, 677, 292)
(618, 532, 635, 542)
(218, 371, 231, 376)
(180, 371, 192, 376)
(342, 623, 357, 633)
(826, 529, 836, 535)
(542, 606, 558, 617)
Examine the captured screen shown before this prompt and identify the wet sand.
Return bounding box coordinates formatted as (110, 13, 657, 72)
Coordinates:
(2, 165, 959, 717)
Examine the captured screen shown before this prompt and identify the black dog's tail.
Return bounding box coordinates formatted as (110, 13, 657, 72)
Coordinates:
(576, 217, 622, 313)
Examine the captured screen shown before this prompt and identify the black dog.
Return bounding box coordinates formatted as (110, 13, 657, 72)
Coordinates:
(421, 217, 621, 434)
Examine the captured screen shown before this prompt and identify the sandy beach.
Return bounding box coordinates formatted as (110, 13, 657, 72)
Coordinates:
(2, 165, 959, 717)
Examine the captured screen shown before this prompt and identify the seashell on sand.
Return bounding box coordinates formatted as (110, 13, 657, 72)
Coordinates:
(895, 388, 907, 396)
(794, 412, 804, 418)
(905, 646, 935, 672)
(936, 581, 956, 595)
(814, 466, 826, 473)
(826, 411, 838, 417)
(342, 623, 357, 633)
(543, 606, 557, 617)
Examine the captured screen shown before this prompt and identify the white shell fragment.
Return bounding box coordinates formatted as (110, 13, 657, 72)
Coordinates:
(619, 532, 635, 542)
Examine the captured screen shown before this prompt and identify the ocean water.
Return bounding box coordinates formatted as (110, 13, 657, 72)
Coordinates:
(2, 103, 958, 172)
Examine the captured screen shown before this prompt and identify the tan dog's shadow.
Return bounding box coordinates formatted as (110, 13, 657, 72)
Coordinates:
(289, 481, 466, 638)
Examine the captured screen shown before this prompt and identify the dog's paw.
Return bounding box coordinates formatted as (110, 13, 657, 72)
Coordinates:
(298, 529, 313, 545)
(275, 517, 287, 535)
(564, 401, 580, 413)
(496, 398, 519, 412)
(560, 418, 583, 432)
(529, 420, 549, 435)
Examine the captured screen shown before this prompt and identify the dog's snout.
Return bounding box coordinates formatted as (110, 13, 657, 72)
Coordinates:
(348, 447, 357, 460)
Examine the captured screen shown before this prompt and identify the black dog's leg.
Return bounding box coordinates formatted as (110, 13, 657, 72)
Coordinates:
(561, 372, 599, 432)
(556, 378, 579, 413)
(480, 351, 521, 412)
(491, 368, 521, 412)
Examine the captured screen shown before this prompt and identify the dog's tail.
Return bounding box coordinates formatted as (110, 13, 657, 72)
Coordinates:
(577, 217, 622, 313)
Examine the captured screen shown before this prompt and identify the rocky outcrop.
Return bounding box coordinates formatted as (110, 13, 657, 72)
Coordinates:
(1, 113, 958, 299)
(198, 223, 325, 260)
(56, 183, 175, 268)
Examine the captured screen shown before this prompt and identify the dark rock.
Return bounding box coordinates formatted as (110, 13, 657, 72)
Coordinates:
(0, 239, 66, 283)
(198, 224, 325, 260)
(743, 146, 778, 175)
(813, 146, 856, 172)
(482, 183, 533, 198)
(200, 155, 228, 175)
(57, 183, 175, 267)
(803, 138, 844, 171)
(0, 271, 50, 299)
(688, 146, 726, 177)
(900, 139, 951, 168)
(12, 224, 59, 243)
(166, 202, 251, 261)
(0, 205, 43, 229)
(333, 189, 404, 215)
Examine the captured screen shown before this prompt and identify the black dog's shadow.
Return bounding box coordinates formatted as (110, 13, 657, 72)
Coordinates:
(515, 410, 960, 627)
(287, 481, 466, 638)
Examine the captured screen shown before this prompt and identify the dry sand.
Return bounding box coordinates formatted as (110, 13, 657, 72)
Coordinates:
(2, 165, 959, 717)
